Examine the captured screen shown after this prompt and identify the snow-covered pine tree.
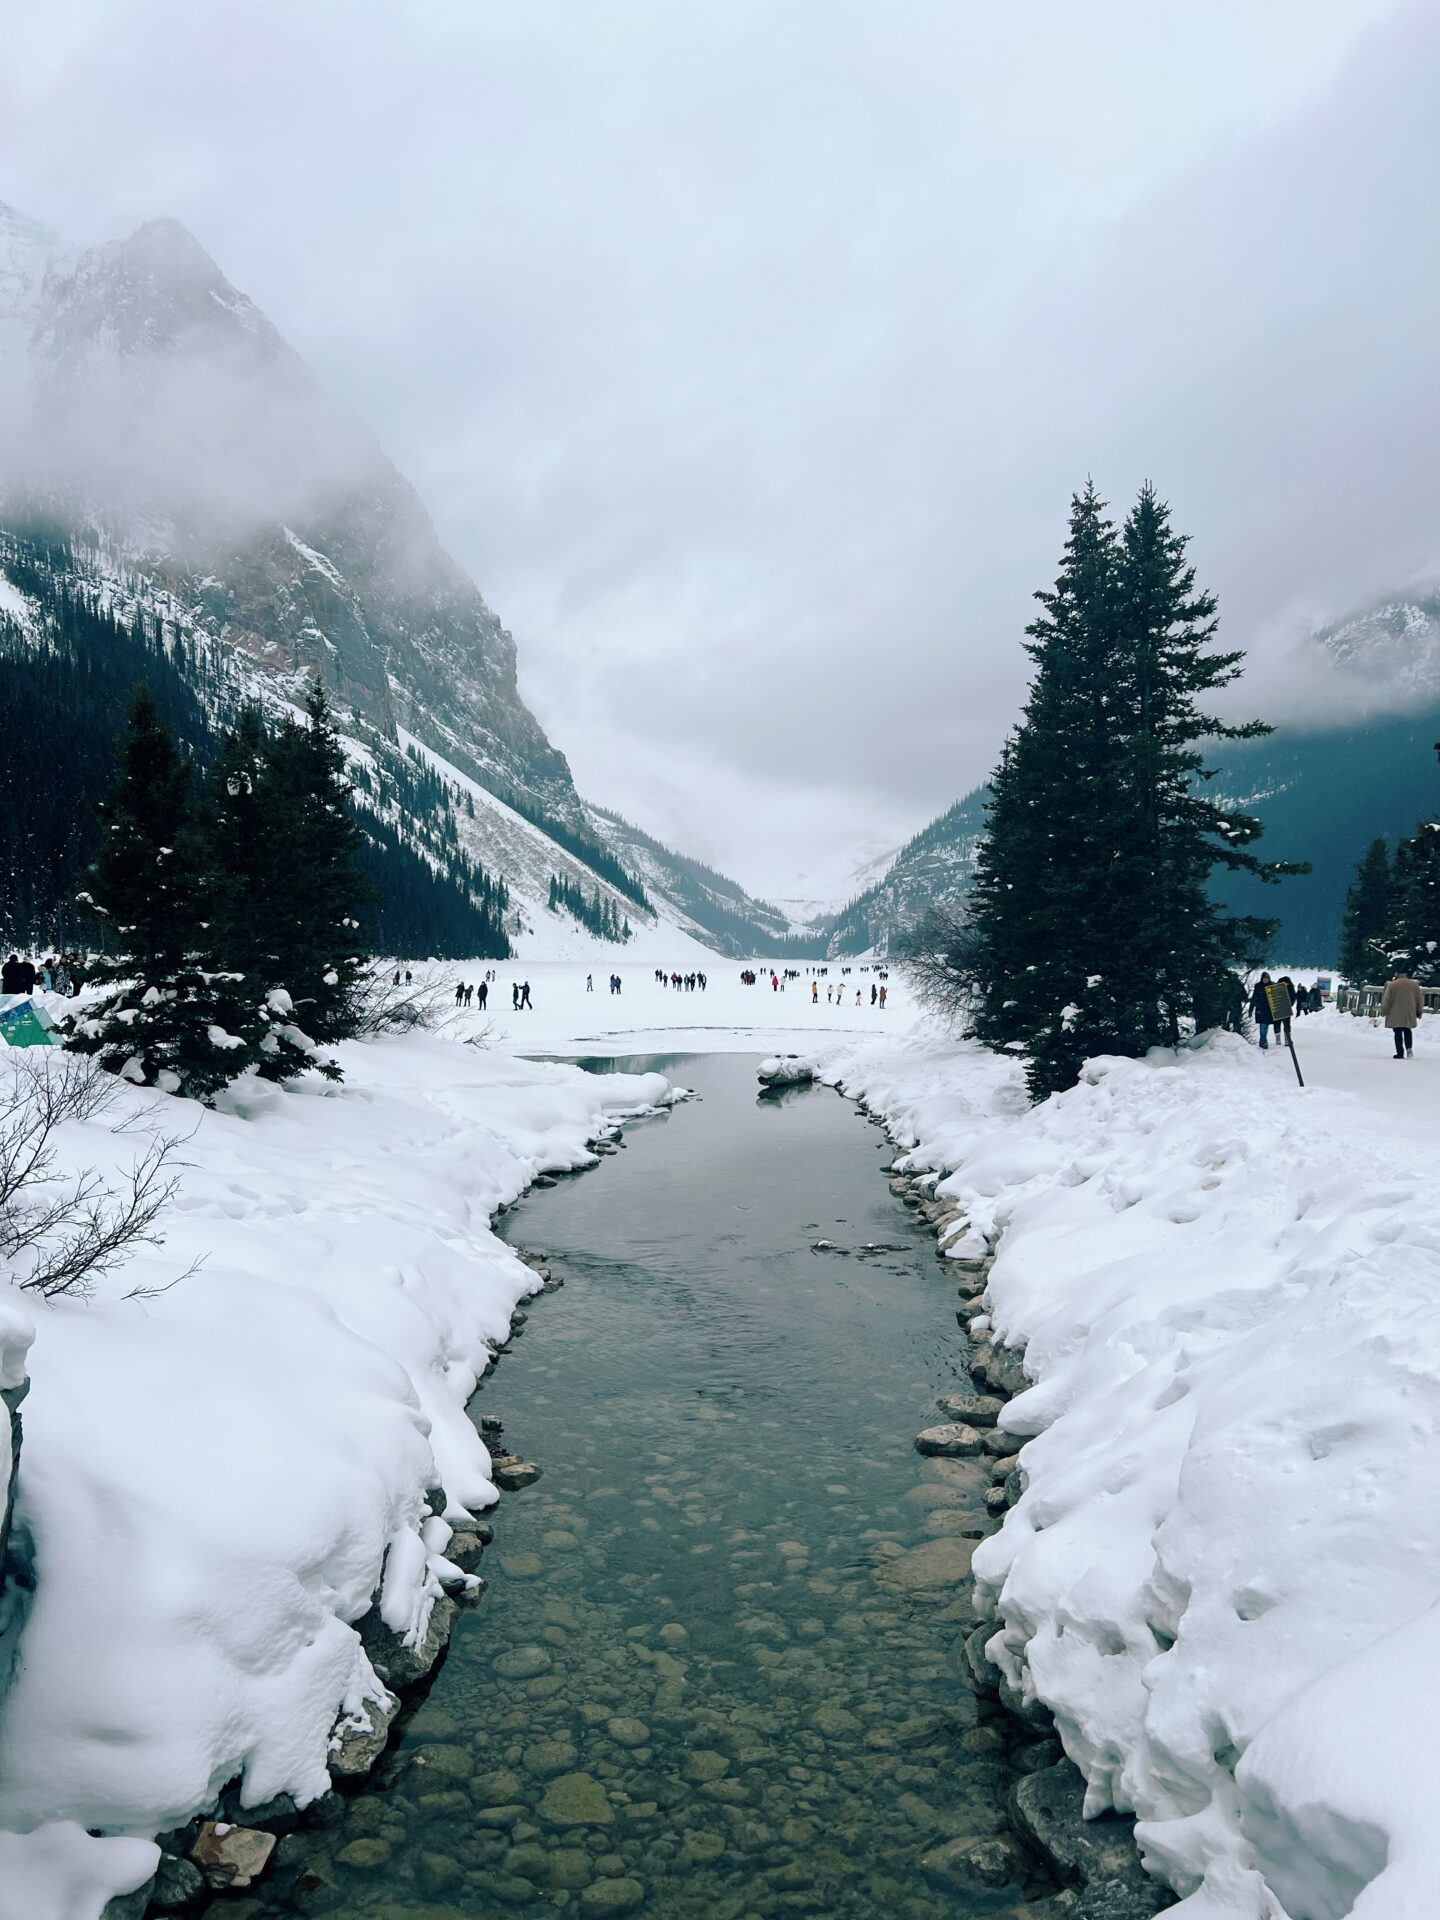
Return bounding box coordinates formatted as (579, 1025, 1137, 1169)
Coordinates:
(962, 483, 1296, 1100)
(964, 483, 1131, 1097)
(1338, 837, 1392, 984)
(253, 680, 368, 1046)
(1108, 484, 1290, 1047)
(68, 688, 264, 1099)
(197, 705, 319, 1085)
(1385, 822, 1440, 983)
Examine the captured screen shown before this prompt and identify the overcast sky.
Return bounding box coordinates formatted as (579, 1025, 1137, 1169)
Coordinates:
(1, 1, 1436, 902)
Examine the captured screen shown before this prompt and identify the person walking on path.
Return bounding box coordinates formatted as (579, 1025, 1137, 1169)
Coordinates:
(1272, 976, 1297, 1049)
(586, 973, 593, 992)
(520, 980, 533, 1010)
(477, 980, 488, 1011)
(1381, 967, 1423, 1058)
(512, 982, 520, 1011)
(812, 981, 819, 1004)
(1249, 973, 1275, 1049)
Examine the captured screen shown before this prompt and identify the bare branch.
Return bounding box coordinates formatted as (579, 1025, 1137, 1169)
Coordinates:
(0, 1052, 191, 1302)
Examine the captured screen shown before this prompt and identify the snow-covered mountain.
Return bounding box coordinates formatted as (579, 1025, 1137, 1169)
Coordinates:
(0, 198, 790, 961)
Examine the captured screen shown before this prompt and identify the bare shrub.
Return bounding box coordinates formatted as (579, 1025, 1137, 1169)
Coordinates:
(896, 904, 982, 1027)
(351, 966, 463, 1037)
(0, 1052, 191, 1301)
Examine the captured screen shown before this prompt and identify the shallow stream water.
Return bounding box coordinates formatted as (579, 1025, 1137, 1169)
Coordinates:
(240, 1053, 1052, 1919)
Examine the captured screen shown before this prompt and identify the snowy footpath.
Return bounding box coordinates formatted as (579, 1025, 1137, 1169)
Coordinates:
(0, 1028, 674, 1920)
(810, 1008, 1440, 1920)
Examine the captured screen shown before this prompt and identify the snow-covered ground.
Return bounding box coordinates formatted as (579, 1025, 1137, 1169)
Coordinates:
(435, 956, 914, 1054)
(807, 1005, 1440, 1920)
(9, 955, 1422, 1920)
(0, 1028, 675, 1919)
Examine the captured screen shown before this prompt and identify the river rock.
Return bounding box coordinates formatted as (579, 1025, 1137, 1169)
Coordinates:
(417, 1851, 464, 1895)
(914, 1423, 985, 1458)
(99, 1887, 155, 1920)
(524, 1737, 579, 1776)
(149, 1854, 205, 1914)
(492, 1455, 542, 1492)
(964, 1623, 1000, 1695)
(494, 1644, 552, 1679)
(920, 1833, 1026, 1892)
(329, 1693, 401, 1776)
(540, 1771, 614, 1826)
(580, 1878, 646, 1914)
(473, 1767, 524, 1805)
(984, 1427, 1024, 1457)
(874, 1535, 976, 1590)
(935, 1393, 1004, 1427)
(498, 1550, 543, 1579)
(337, 1836, 391, 1869)
(607, 1716, 650, 1747)
(1012, 1762, 1158, 1901)
(682, 1749, 729, 1782)
(410, 1743, 471, 1782)
(190, 1823, 276, 1891)
(359, 1595, 455, 1689)
(986, 1485, 1010, 1515)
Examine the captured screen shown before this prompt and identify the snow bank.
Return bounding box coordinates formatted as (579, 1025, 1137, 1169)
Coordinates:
(816, 1013, 1440, 1920)
(0, 1038, 671, 1917)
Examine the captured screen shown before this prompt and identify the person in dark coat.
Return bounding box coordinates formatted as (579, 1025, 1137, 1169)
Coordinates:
(1249, 973, 1275, 1050)
(1, 954, 26, 996)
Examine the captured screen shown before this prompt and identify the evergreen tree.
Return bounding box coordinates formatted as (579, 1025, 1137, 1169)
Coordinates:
(196, 706, 320, 1085)
(68, 689, 265, 1099)
(964, 483, 1127, 1095)
(1385, 822, 1440, 983)
(252, 680, 368, 1043)
(1106, 484, 1290, 1052)
(960, 483, 1298, 1100)
(1338, 837, 1392, 983)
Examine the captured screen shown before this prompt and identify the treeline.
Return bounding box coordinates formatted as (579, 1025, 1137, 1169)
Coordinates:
(1339, 815, 1440, 983)
(500, 784, 651, 912)
(0, 538, 511, 959)
(547, 873, 632, 943)
(916, 482, 1300, 1099)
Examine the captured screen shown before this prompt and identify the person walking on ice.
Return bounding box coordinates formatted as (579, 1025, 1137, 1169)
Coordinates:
(1381, 966, 1423, 1058)
(812, 981, 819, 1004)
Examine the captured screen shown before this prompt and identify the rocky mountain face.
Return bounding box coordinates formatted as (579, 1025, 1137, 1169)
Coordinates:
(0, 198, 798, 957)
(0, 203, 582, 832)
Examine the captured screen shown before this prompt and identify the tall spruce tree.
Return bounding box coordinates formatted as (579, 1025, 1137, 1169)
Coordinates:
(69, 688, 265, 1098)
(196, 705, 320, 1086)
(965, 484, 1130, 1096)
(1338, 838, 1392, 983)
(1108, 484, 1287, 1048)
(962, 483, 1297, 1100)
(253, 681, 368, 1044)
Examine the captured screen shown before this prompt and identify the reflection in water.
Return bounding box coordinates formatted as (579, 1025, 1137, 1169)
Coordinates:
(243, 1054, 1050, 1919)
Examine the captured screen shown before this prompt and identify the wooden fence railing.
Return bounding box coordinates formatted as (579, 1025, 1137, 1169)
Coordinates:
(1336, 983, 1440, 1018)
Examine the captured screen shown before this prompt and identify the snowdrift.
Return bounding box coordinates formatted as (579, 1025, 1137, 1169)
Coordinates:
(818, 1015, 1440, 1920)
(0, 1037, 672, 1918)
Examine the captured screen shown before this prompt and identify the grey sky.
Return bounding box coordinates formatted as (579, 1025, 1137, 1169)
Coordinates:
(0, 0, 1432, 901)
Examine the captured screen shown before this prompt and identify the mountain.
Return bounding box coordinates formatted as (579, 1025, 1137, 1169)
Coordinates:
(0, 199, 791, 961)
(822, 590, 1440, 966)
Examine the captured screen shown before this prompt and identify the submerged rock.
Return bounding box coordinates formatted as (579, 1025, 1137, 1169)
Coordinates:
(540, 1771, 614, 1826)
(915, 1422, 985, 1457)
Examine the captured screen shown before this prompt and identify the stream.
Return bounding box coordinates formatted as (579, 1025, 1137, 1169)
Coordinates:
(238, 1053, 1056, 1919)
